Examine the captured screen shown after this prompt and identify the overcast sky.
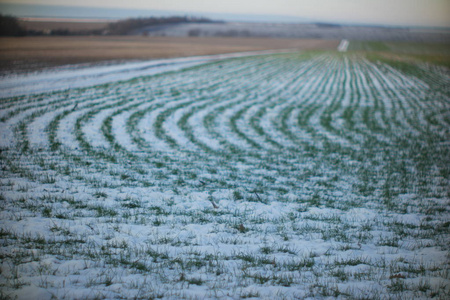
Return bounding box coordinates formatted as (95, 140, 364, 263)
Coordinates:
(2, 0, 450, 27)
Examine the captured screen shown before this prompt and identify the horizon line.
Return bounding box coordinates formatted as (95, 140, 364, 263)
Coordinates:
(2, 2, 450, 30)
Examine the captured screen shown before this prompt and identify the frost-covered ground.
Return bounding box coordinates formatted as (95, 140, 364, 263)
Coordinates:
(0, 51, 449, 299)
(0, 50, 295, 99)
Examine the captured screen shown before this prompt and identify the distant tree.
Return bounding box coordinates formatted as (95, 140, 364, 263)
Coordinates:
(188, 28, 202, 37)
(0, 15, 26, 36)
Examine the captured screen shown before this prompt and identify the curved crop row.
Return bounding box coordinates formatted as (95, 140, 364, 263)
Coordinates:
(0, 52, 449, 299)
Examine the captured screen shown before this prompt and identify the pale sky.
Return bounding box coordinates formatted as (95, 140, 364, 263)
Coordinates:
(2, 0, 450, 27)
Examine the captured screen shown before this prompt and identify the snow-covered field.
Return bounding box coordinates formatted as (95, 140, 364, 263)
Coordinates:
(0, 50, 295, 99)
(0, 51, 449, 299)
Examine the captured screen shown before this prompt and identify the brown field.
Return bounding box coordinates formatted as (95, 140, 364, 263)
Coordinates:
(0, 36, 339, 73)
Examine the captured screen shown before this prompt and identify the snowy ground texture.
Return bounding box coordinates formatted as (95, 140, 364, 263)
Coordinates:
(0, 51, 449, 299)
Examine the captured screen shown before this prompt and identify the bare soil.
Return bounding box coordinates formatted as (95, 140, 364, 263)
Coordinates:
(0, 36, 339, 73)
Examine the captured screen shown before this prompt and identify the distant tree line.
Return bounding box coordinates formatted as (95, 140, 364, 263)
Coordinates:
(0, 15, 217, 36)
(0, 15, 26, 36)
(25, 28, 105, 36)
(107, 16, 216, 35)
